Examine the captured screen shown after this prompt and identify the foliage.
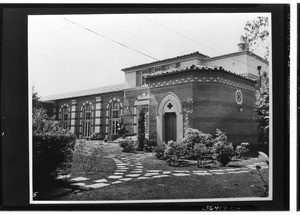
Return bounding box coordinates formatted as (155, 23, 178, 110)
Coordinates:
(254, 77, 269, 146)
(76, 140, 105, 175)
(250, 151, 269, 197)
(117, 115, 129, 137)
(137, 109, 146, 151)
(154, 144, 166, 160)
(143, 139, 157, 152)
(90, 132, 105, 141)
(181, 127, 213, 159)
(183, 97, 194, 132)
(194, 143, 214, 167)
(164, 140, 186, 161)
(119, 137, 137, 153)
(241, 17, 269, 60)
(236, 142, 250, 158)
(32, 85, 41, 110)
(212, 129, 236, 166)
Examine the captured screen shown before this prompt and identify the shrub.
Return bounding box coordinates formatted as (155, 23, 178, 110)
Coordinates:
(90, 132, 105, 141)
(181, 128, 213, 159)
(236, 142, 250, 158)
(143, 139, 157, 152)
(33, 108, 76, 189)
(119, 138, 136, 153)
(137, 110, 146, 151)
(76, 140, 105, 174)
(154, 144, 166, 160)
(164, 140, 186, 161)
(212, 129, 236, 166)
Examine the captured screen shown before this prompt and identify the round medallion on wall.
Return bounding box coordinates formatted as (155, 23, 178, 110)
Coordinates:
(235, 90, 243, 105)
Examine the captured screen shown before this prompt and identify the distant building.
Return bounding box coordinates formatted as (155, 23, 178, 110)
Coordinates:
(41, 50, 268, 145)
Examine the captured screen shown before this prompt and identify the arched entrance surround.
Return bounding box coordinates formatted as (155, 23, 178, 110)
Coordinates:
(157, 92, 183, 143)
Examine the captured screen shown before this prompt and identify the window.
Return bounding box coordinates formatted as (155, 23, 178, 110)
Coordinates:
(61, 106, 69, 129)
(162, 65, 169, 71)
(82, 103, 93, 138)
(154, 67, 161, 72)
(175, 62, 181, 68)
(136, 70, 148, 86)
(109, 101, 121, 135)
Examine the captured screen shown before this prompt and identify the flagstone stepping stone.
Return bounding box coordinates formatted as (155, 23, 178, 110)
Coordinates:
(173, 170, 190, 173)
(153, 175, 170, 178)
(163, 171, 171, 174)
(193, 172, 212, 176)
(147, 170, 161, 172)
(108, 175, 123, 179)
(224, 168, 238, 171)
(120, 178, 133, 181)
(212, 172, 225, 175)
(93, 179, 108, 183)
(145, 173, 159, 177)
(112, 181, 122, 184)
(137, 177, 151, 180)
(226, 171, 242, 174)
(116, 170, 127, 172)
(172, 173, 190, 176)
(126, 174, 141, 178)
(114, 172, 124, 175)
(71, 177, 90, 182)
(71, 182, 86, 186)
(56, 174, 70, 179)
(193, 170, 208, 173)
(235, 171, 250, 174)
(85, 183, 110, 189)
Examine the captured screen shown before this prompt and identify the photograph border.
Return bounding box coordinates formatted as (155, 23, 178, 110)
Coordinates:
(1, 3, 289, 211)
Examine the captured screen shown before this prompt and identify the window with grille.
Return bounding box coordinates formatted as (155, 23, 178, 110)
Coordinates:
(61, 106, 69, 130)
(109, 101, 121, 135)
(175, 62, 181, 68)
(82, 103, 93, 138)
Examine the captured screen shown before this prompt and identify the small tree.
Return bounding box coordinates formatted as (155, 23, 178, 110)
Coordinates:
(183, 97, 193, 132)
(117, 115, 128, 137)
(254, 76, 269, 146)
(241, 16, 269, 61)
(137, 109, 146, 151)
(32, 85, 41, 110)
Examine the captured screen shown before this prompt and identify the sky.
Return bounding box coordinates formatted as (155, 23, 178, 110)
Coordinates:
(28, 13, 270, 97)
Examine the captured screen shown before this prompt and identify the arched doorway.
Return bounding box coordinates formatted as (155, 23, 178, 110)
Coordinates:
(157, 93, 183, 143)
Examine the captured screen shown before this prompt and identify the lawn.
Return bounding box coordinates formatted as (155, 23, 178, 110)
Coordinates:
(53, 140, 269, 201)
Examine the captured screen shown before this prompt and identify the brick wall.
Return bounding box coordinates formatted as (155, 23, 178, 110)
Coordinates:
(147, 69, 257, 145)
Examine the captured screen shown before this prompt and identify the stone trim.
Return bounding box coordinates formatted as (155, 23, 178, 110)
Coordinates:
(94, 96, 102, 133)
(148, 76, 256, 91)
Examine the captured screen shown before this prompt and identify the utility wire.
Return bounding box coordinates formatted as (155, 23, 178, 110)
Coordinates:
(63, 18, 159, 61)
(145, 17, 266, 70)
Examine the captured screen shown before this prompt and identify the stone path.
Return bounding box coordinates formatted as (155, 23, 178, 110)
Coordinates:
(66, 153, 269, 190)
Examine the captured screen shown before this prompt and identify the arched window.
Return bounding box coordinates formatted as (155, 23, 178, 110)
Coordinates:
(109, 101, 121, 135)
(61, 105, 69, 130)
(82, 103, 93, 138)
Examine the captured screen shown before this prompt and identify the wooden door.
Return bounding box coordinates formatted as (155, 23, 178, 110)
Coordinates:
(164, 112, 177, 142)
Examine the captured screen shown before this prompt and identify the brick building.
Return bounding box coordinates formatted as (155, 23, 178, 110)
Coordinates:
(41, 50, 268, 145)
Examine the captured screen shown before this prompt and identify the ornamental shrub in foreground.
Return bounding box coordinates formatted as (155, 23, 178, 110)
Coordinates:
(119, 138, 137, 153)
(32, 108, 76, 191)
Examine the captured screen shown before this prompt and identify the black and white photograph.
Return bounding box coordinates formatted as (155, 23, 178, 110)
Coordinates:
(28, 11, 274, 204)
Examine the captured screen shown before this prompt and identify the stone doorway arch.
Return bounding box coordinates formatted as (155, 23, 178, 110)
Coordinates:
(157, 92, 183, 143)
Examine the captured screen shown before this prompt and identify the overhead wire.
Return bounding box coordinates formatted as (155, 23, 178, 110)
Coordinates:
(144, 17, 268, 71)
(63, 18, 159, 61)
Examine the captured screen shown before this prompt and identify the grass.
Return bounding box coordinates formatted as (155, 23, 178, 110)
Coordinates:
(53, 140, 269, 201)
(58, 170, 268, 200)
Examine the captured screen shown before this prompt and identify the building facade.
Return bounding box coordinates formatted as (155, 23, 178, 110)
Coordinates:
(42, 50, 268, 145)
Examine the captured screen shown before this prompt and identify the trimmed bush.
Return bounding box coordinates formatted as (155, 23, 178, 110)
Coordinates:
(236, 142, 250, 158)
(119, 138, 137, 153)
(154, 144, 166, 160)
(32, 108, 76, 191)
(143, 139, 157, 152)
(213, 129, 236, 166)
(90, 132, 105, 141)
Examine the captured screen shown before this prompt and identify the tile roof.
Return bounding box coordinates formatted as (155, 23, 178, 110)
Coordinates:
(121, 51, 209, 71)
(41, 84, 124, 101)
(146, 64, 257, 82)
